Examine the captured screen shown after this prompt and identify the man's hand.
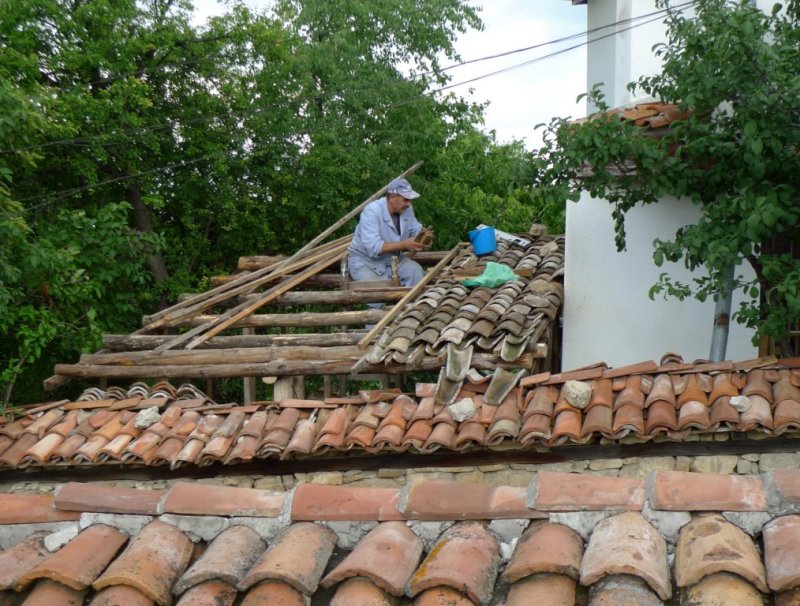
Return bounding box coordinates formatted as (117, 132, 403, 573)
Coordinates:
(402, 238, 426, 252)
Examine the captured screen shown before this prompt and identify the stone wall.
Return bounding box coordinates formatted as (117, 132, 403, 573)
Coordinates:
(2, 452, 800, 495)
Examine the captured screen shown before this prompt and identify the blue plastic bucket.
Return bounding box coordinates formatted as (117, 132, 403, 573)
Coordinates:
(468, 226, 497, 255)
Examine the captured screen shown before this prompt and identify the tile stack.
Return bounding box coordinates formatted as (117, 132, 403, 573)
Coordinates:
(2, 470, 800, 604)
(362, 235, 564, 404)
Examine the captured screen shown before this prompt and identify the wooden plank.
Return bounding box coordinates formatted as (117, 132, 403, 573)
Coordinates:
(237, 249, 449, 271)
(358, 243, 467, 349)
(289, 161, 422, 260)
(152, 309, 387, 330)
(173, 287, 410, 308)
(81, 345, 364, 366)
(102, 331, 366, 351)
(54, 352, 537, 379)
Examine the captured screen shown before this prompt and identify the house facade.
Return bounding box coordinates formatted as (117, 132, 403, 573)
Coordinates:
(561, 0, 765, 369)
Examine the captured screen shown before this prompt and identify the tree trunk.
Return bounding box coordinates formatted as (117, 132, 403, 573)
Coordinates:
(127, 181, 170, 307)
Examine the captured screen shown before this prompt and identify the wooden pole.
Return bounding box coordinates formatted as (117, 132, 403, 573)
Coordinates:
(290, 161, 423, 259)
(54, 351, 541, 379)
(102, 332, 366, 351)
(151, 309, 387, 330)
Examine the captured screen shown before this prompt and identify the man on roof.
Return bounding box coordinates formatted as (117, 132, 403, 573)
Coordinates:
(348, 177, 432, 287)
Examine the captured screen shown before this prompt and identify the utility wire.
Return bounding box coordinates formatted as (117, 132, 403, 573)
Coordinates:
(11, 2, 696, 207)
(1, 2, 694, 156)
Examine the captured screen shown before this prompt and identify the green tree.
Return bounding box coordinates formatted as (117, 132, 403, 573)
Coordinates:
(531, 0, 800, 352)
(1, 0, 551, 405)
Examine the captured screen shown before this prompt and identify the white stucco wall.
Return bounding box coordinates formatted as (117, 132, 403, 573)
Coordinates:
(561, 0, 759, 368)
(563, 193, 758, 368)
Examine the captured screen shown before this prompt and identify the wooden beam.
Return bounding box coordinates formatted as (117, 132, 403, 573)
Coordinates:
(102, 332, 366, 351)
(151, 309, 387, 329)
(54, 351, 539, 379)
(81, 345, 365, 366)
(173, 287, 410, 308)
(236, 249, 448, 272)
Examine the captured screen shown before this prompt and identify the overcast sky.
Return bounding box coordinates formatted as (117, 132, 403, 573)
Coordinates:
(192, 1, 589, 149)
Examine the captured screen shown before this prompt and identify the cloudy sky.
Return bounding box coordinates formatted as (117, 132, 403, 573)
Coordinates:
(192, 1, 589, 149)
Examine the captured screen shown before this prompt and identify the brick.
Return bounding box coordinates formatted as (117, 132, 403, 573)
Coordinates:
(528, 471, 645, 512)
(650, 470, 767, 512)
(0, 494, 80, 524)
(161, 482, 284, 517)
(54, 482, 164, 515)
(291, 484, 403, 521)
(398, 479, 542, 520)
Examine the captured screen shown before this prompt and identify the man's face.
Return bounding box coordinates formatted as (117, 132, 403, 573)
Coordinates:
(387, 193, 412, 214)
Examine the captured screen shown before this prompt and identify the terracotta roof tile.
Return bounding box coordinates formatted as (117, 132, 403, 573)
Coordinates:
(407, 522, 500, 605)
(398, 479, 537, 520)
(20, 578, 88, 605)
(675, 513, 767, 592)
(529, 471, 645, 512)
(174, 525, 264, 595)
(586, 575, 662, 606)
(650, 470, 767, 511)
(763, 515, 800, 591)
(291, 484, 403, 522)
(89, 585, 154, 606)
(580, 512, 670, 600)
(8, 357, 800, 469)
(161, 483, 283, 517)
(173, 580, 236, 606)
(505, 573, 576, 606)
(237, 522, 336, 595)
(0, 534, 50, 591)
(683, 571, 764, 605)
(502, 521, 583, 583)
(329, 577, 398, 605)
(16, 524, 127, 591)
(238, 580, 305, 606)
(93, 520, 193, 606)
(54, 483, 164, 516)
(0, 494, 80, 525)
(321, 521, 422, 596)
(412, 586, 476, 605)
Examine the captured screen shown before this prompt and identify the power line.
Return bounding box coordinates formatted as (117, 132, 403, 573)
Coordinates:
(1, 2, 694, 157)
(12, 3, 696, 207)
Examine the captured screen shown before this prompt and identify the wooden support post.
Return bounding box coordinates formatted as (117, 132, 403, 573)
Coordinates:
(242, 328, 256, 405)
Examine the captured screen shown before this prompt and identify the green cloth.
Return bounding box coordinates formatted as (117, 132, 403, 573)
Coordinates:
(461, 262, 518, 288)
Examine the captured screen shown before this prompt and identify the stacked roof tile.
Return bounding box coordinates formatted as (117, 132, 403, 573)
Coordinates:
(362, 234, 564, 404)
(1, 470, 800, 604)
(0, 355, 798, 470)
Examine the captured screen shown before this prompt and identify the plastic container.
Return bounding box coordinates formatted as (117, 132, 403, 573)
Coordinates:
(468, 226, 497, 255)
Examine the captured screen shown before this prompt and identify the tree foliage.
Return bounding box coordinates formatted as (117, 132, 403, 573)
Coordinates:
(531, 0, 800, 351)
(0, 0, 556, 405)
